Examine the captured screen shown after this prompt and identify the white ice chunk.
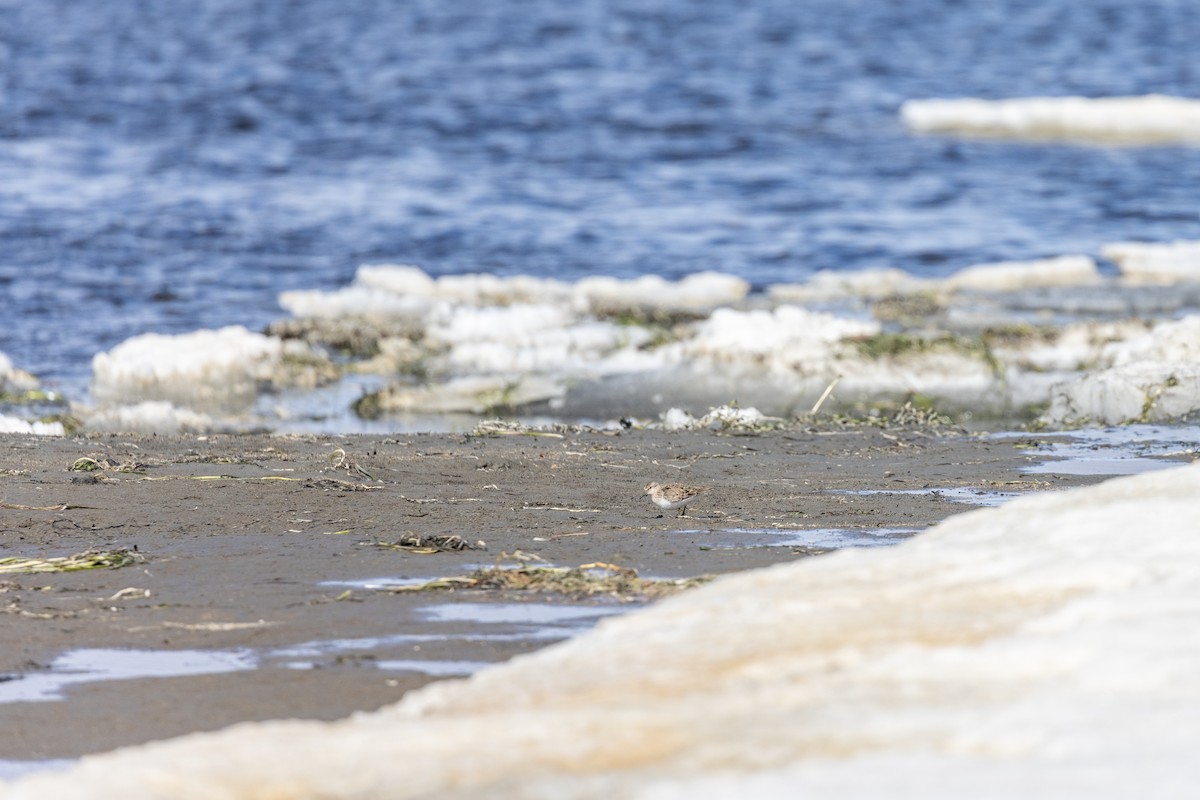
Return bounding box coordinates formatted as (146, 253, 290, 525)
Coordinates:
(768, 268, 930, 301)
(576, 271, 749, 316)
(354, 264, 438, 297)
(688, 306, 880, 362)
(0, 351, 40, 394)
(278, 285, 429, 319)
(946, 256, 1099, 292)
(370, 375, 564, 414)
(0, 415, 63, 436)
(1102, 240, 1200, 284)
(836, 346, 999, 405)
(700, 404, 767, 428)
(901, 95, 1200, 145)
(661, 407, 697, 430)
(426, 304, 663, 378)
(91, 326, 285, 413)
(1105, 315, 1200, 365)
(426, 304, 572, 347)
(82, 401, 217, 435)
(989, 320, 1152, 373)
(1044, 362, 1200, 425)
(281, 266, 573, 318)
(434, 273, 571, 306)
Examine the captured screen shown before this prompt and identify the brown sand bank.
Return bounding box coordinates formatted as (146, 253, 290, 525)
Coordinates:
(0, 425, 1121, 760)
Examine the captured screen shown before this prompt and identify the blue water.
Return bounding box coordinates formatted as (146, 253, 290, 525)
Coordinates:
(2, 0, 1199, 398)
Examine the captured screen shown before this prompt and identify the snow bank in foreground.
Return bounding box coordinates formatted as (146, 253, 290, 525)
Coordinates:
(8, 464, 1200, 798)
(901, 94, 1200, 144)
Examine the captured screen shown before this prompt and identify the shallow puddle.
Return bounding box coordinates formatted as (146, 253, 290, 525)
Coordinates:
(999, 425, 1199, 476)
(1, 599, 631, 702)
(317, 576, 436, 591)
(267, 601, 630, 674)
(0, 759, 74, 781)
(417, 602, 626, 625)
(828, 487, 1024, 507)
(1024, 457, 1175, 476)
(373, 659, 495, 677)
(0, 648, 255, 704)
(696, 526, 923, 551)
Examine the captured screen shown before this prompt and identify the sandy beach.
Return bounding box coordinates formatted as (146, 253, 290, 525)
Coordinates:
(0, 423, 1132, 761)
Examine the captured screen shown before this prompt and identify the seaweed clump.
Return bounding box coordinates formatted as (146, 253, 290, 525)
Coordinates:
(392, 562, 712, 602)
(0, 548, 145, 575)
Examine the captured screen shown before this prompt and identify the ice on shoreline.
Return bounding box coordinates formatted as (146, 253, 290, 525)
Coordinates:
(0, 415, 64, 436)
(0, 350, 65, 436)
(70, 249, 1200, 433)
(8, 463, 1199, 797)
(901, 94, 1200, 145)
(1102, 240, 1200, 284)
(85, 326, 337, 433)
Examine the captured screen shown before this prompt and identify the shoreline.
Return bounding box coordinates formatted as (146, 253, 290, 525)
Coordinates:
(2, 423, 1179, 761)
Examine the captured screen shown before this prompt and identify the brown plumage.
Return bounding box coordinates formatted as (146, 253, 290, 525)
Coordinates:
(644, 482, 709, 517)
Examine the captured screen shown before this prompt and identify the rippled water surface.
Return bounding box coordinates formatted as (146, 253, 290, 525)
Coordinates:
(3, 0, 1199, 395)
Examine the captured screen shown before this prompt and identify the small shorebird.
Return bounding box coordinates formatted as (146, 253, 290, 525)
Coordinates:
(644, 482, 709, 518)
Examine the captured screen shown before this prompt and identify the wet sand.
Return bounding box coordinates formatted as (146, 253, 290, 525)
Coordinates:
(0, 425, 1137, 760)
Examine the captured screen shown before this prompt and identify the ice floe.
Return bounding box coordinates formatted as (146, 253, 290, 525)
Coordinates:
(1102, 240, 1200, 284)
(901, 94, 1200, 145)
(0, 415, 63, 436)
(1040, 317, 1200, 425)
(1044, 363, 1200, 426)
(0, 351, 65, 435)
(68, 254, 1200, 432)
(9, 463, 1200, 798)
(943, 255, 1099, 292)
(86, 326, 336, 432)
(0, 352, 39, 396)
(82, 401, 217, 436)
(768, 267, 930, 302)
